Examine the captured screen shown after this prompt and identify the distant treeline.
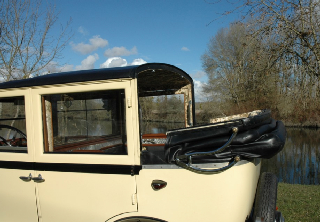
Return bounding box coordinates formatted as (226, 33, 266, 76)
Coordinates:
(200, 3, 320, 127)
(139, 95, 185, 123)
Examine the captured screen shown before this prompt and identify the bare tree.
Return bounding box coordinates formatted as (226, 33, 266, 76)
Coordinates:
(245, 0, 320, 122)
(247, 1, 320, 77)
(202, 0, 320, 124)
(202, 22, 280, 114)
(0, 0, 72, 81)
(207, 0, 320, 75)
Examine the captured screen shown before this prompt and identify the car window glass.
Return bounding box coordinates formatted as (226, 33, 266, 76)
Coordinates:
(0, 96, 27, 152)
(42, 89, 127, 154)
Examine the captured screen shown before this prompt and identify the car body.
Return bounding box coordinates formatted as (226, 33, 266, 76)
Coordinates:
(0, 63, 284, 222)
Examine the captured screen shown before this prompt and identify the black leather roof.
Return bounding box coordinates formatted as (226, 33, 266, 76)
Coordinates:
(0, 63, 193, 90)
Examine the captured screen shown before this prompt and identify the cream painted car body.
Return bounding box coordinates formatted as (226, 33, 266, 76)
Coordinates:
(0, 63, 261, 222)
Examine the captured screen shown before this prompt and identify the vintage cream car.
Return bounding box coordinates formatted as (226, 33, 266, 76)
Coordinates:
(0, 63, 285, 222)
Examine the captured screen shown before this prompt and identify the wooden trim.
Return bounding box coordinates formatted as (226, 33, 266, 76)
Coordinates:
(42, 96, 49, 152)
(142, 133, 166, 146)
(142, 133, 167, 139)
(53, 135, 122, 152)
(142, 143, 165, 146)
(71, 150, 105, 153)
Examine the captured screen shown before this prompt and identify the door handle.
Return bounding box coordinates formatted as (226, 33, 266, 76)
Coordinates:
(151, 180, 167, 190)
(19, 173, 32, 181)
(31, 174, 45, 182)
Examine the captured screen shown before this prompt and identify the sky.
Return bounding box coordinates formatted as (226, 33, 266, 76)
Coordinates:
(48, 0, 241, 101)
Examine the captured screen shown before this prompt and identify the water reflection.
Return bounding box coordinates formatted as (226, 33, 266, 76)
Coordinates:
(142, 122, 320, 185)
(141, 121, 185, 134)
(261, 128, 320, 185)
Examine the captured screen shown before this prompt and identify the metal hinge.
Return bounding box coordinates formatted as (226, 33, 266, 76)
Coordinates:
(127, 97, 132, 108)
(131, 193, 137, 205)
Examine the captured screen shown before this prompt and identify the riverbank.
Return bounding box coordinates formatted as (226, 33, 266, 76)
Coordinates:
(277, 183, 320, 221)
(284, 121, 320, 129)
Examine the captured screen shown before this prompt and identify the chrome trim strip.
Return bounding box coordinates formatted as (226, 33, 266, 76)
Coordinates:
(142, 162, 230, 169)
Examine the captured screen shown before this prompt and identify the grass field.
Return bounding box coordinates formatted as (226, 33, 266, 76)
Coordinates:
(277, 183, 320, 221)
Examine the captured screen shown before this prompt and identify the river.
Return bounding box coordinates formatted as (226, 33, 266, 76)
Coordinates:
(142, 122, 320, 185)
(261, 128, 320, 185)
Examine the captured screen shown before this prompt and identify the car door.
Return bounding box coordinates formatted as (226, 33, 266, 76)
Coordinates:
(31, 80, 140, 222)
(0, 91, 38, 222)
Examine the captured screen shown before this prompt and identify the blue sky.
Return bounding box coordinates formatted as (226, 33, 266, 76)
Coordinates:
(48, 0, 241, 100)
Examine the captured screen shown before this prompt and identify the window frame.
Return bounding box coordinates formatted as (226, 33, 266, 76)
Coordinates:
(0, 89, 34, 162)
(31, 80, 139, 165)
(41, 89, 127, 154)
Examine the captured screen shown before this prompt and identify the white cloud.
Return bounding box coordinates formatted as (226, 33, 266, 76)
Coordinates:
(100, 57, 128, 68)
(71, 35, 108, 54)
(21, 46, 51, 58)
(43, 61, 59, 74)
(100, 57, 147, 68)
(130, 58, 147, 65)
(78, 26, 89, 35)
(42, 57, 145, 76)
(193, 80, 210, 102)
(181, 47, 190, 51)
(192, 70, 206, 79)
(22, 46, 36, 54)
(43, 61, 74, 74)
(76, 54, 99, 70)
(60, 64, 74, 72)
(104, 46, 138, 57)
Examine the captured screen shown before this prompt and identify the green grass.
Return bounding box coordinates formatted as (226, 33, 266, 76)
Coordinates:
(277, 183, 320, 221)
